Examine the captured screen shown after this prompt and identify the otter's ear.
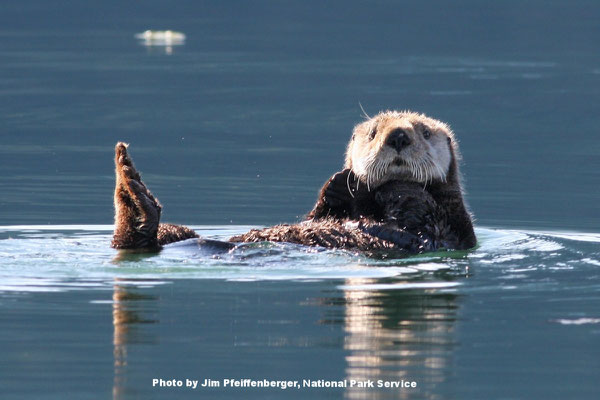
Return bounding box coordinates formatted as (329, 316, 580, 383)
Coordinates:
(447, 137, 451, 145)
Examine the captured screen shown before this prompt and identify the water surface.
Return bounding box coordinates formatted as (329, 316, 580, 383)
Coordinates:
(1, 1, 600, 399)
(1, 226, 600, 399)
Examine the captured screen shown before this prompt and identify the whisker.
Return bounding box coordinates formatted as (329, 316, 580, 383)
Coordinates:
(358, 102, 371, 120)
(346, 170, 355, 198)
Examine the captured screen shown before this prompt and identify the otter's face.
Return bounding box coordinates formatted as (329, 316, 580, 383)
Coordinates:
(345, 111, 454, 187)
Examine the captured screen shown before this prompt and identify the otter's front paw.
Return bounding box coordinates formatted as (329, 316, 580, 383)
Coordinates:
(359, 223, 426, 253)
(323, 169, 357, 207)
(307, 169, 355, 220)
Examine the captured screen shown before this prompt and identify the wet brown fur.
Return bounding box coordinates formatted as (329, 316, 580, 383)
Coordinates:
(111, 110, 476, 253)
(110, 143, 398, 252)
(111, 143, 198, 250)
(229, 220, 396, 251)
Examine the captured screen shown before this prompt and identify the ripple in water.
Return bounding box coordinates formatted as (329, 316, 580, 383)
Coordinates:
(0, 225, 599, 294)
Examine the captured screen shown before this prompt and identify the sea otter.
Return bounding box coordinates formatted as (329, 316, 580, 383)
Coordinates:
(306, 110, 476, 250)
(111, 111, 476, 255)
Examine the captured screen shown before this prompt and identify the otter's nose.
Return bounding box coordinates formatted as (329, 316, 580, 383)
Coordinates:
(386, 129, 411, 152)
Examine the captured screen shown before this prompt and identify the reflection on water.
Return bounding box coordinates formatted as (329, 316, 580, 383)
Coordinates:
(1, 231, 599, 400)
(0, 227, 599, 399)
(104, 276, 461, 399)
(112, 280, 158, 400)
(333, 278, 459, 399)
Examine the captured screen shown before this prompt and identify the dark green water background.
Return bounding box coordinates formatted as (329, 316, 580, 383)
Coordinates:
(1, 1, 599, 399)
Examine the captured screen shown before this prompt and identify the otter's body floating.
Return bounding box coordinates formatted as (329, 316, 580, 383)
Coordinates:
(111, 111, 476, 256)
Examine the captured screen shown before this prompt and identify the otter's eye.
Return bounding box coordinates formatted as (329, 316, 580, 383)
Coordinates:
(368, 128, 377, 140)
(423, 129, 431, 140)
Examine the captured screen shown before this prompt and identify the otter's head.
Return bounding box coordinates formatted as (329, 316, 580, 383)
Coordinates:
(345, 111, 458, 188)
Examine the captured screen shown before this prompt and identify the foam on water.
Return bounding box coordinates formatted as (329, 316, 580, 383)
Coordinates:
(0, 225, 599, 293)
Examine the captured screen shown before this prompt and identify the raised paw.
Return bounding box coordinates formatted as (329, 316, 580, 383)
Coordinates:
(112, 142, 162, 250)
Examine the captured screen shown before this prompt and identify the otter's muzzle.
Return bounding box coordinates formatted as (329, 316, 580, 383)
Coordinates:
(386, 129, 411, 152)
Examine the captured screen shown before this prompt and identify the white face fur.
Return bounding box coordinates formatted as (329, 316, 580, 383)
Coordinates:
(345, 111, 455, 188)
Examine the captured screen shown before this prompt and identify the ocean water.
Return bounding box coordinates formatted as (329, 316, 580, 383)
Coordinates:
(1, 226, 600, 399)
(1, 1, 600, 399)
